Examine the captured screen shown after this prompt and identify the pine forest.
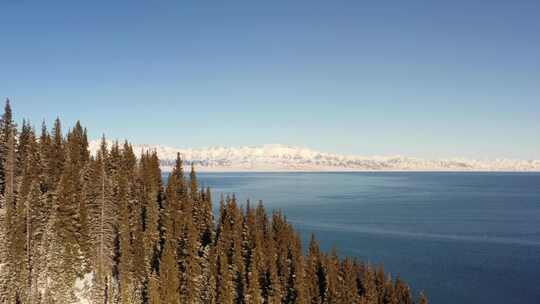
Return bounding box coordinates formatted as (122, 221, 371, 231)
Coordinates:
(0, 100, 427, 304)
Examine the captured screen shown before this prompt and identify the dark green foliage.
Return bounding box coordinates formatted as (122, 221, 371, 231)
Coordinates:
(0, 100, 424, 304)
(0, 99, 16, 196)
(159, 239, 180, 304)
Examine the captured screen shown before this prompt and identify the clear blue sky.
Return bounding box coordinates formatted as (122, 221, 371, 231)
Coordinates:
(1, 1, 539, 159)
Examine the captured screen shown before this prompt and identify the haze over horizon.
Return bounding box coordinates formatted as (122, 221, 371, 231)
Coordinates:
(2, 1, 539, 159)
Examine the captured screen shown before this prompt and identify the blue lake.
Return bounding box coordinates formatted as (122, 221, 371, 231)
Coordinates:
(190, 172, 540, 304)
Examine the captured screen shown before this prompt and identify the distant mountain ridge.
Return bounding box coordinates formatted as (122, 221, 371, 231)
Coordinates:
(89, 141, 540, 172)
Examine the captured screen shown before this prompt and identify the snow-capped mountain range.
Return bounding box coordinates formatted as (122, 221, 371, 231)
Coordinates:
(88, 141, 540, 172)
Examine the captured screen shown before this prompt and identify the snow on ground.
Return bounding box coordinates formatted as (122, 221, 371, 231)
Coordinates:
(73, 273, 93, 304)
(89, 141, 540, 172)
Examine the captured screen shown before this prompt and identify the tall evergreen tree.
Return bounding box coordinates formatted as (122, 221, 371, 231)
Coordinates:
(200, 186, 215, 247)
(418, 292, 428, 304)
(38, 121, 53, 192)
(0, 99, 16, 196)
(289, 233, 308, 304)
(2, 128, 20, 303)
(339, 257, 360, 304)
(159, 238, 180, 304)
(360, 264, 378, 304)
(306, 234, 325, 304)
(272, 211, 291, 303)
(217, 249, 234, 304)
(49, 118, 64, 188)
(178, 196, 202, 304)
(326, 248, 341, 304)
(244, 202, 263, 304)
(263, 222, 282, 304)
(49, 143, 83, 301)
(87, 137, 115, 303)
(118, 168, 135, 304)
(190, 163, 199, 201)
(394, 275, 412, 304)
(26, 181, 46, 303)
(141, 152, 161, 276)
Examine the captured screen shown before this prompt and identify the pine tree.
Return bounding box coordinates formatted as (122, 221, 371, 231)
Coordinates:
(26, 182, 46, 303)
(178, 196, 202, 304)
(326, 248, 341, 304)
(38, 121, 53, 192)
(3, 127, 21, 303)
(394, 275, 412, 304)
(141, 152, 161, 276)
(51, 123, 91, 283)
(383, 274, 399, 304)
(244, 202, 263, 304)
(217, 249, 234, 304)
(87, 137, 115, 303)
(131, 185, 146, 304)
(159, 238, 180, 304)
(49, 118, 64, 188)
(171, 153, 188, 202)
(16, 119, 32, 181)
(68, 123, 91, 264)
(120, 146, 146, 303)
(339, 257, 360, 304)
(263, 220, 282, 304)
(118, 168, 135, 304)
(272, 210, 292, 303)
(12, 122, 41, 303)
(190, 163, 199, 202)
(0, 99, 17, 196)
(164, 162, 182, 242)
(360, 264, 378, 304)
(418, 292, 428, 304)
(17, 123, 40, 201)
(50, 155, 81, 301)
(200, 186, 215, 247)
(12, 126, 41, 302)
(289, 233, 308, 304)
(231, 196, 247, 303)
(147, 271, 161, 304)
(201, 242, 217, 304)
(306, 234, 325, 304)
(199, 187, 216, 304)
(0, 210, 6, 303)
(9, 183, 28, 303)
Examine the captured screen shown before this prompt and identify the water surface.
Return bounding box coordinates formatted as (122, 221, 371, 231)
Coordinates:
(190, 172, 540, 304)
